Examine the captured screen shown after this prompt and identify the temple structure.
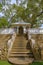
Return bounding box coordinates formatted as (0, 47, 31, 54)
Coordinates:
(0, 22, 43, 65)
(8, 22, 34, 65)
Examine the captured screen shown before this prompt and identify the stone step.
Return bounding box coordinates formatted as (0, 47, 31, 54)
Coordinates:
(10, 51, 31, 54)
(9, 54, 29, 57)
(10, 52, 33, 54)
(9, 53, 33, 57)
(11, 49, 30, 52)
(8, 34, 34, 65)
(8, 57, 34, 65)
(12, 42, 27, 46)
(9, 52, 34, 58)
(12, 47, 27, 48)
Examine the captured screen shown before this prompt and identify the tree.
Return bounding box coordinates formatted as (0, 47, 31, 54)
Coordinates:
(0, 0, 43, 28)
(0, 0, 11, 28)
(10, 0, 43, 28)
(0, 17, 9, 28)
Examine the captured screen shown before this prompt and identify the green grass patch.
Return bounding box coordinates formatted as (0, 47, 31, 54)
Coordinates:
(0, 60, 12, 65)
(30, 62, 43, 65)
(0, 60, 43, 65)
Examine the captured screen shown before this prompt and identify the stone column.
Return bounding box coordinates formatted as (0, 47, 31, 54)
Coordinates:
(17, 26, 19, 34)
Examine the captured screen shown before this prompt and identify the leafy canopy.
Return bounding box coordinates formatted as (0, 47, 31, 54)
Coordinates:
(0, 0, 43, 28)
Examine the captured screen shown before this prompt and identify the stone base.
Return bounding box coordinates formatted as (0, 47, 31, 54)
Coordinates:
(8, 57, 34, 65)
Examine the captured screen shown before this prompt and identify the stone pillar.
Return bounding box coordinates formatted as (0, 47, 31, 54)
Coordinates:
(25, 26, 29, 40)
(17, 26, 19, 34)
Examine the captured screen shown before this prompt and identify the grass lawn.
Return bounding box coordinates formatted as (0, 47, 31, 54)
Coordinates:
(30, 62, 43, 65)
(0, 60, 12, 65)
(0, 60, 43, 65)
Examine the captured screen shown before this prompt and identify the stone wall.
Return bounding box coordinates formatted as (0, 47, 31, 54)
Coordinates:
(0, 34, 12, 60)
(31, 34, 43, 60)
(0, 33, 43, 60)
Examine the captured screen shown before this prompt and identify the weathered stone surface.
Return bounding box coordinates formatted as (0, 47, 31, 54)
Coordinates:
(0, 33, 43, 61)
(0, 34, 12, 60)
(31, 34, 43, 60)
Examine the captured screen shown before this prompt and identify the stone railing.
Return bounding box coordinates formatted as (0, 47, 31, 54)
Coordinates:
(0, 28, 43, 34)
(28, 28, 43, 34)
(0, 28, 14, 34)
(7, 33, 16, 57)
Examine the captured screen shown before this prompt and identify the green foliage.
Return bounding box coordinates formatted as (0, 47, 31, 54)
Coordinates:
(9, 0, 43, 28)
(0, 17, 9, 28)
(0, 0, 43, 28)
(0, 4, 2, 11)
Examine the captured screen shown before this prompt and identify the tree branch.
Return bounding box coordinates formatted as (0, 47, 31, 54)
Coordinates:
(37, 11, 43, 17)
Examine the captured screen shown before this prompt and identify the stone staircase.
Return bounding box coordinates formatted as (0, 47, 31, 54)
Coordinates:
(8, 34, 34, 65)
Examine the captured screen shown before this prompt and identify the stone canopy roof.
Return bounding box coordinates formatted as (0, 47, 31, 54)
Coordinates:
(11, 21, 31, 27)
